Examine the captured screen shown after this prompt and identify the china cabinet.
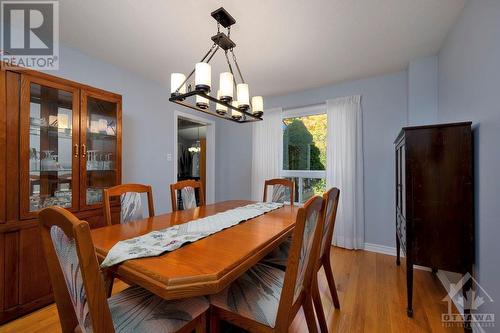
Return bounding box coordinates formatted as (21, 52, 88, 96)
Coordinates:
(0, 67, 122, 323)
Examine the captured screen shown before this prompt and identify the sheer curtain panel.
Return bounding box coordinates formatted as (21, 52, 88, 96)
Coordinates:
(326, 96, 364, 249)
(251, 108, 282, 201)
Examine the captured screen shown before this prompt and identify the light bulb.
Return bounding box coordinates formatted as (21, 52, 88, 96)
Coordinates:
(251, 96, 264, 117)
(195, 62, 211, 92)
(237, 83, 249, 109)
(231, 100, 242, 120)
(196, 94, 209, 109)
(170, 73, 186, 95)
(216, 90, 227, 115)
(219, 72, 234, 102)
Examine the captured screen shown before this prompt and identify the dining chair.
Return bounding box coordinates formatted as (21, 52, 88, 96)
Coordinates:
(170, 179, 205, 211)
(210, 195, 325, 333)
(263, 178, 295, 205)
(311, 187, 341, 333)
(103, 183, 155, 226)
(38, 206, 208, 333)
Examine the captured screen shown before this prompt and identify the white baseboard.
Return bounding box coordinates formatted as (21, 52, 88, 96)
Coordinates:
(363, 242, 481, 331)
(363, 242, 430, 272)
(363, 242, 398, 256)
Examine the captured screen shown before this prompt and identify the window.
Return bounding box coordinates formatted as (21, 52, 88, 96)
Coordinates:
(281, 105, 327, 203)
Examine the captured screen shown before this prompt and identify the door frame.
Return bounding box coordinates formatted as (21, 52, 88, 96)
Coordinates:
(173, 110, 215, 205)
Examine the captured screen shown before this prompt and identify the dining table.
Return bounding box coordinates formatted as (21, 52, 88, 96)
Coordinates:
(91, 200, 299, 300)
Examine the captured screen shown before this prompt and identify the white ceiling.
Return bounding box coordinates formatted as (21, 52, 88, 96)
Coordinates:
(59, 0, 465, 97)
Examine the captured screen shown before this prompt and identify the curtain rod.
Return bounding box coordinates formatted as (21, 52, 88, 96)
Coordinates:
(283, 102, 326, 112)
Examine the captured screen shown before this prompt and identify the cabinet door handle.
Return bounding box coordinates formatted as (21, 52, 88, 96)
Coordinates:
(81, 144, 87, 158)
(73, 144, 79, 158)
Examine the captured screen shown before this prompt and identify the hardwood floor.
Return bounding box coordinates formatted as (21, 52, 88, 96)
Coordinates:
(0, 247, 462, 333)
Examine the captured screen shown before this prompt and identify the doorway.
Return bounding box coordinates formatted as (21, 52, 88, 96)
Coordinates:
(174, 111, 215, 205)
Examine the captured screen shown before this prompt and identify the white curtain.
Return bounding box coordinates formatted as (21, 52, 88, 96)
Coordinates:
(251, 108, 282, 201)
(327, 96, 364, 249)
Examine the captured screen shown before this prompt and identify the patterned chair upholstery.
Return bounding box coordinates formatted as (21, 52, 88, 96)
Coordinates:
(50, 225, 92, 329)
(103, 184, 154, 226)
(180, 186, 197, 210)
(170, 180, 204, 211)
(45, 209, 208, 333)
(293, 208, 320, 301)
(270, 184, 291, 204)
(120, 192, 143, 224)
(260, 237, 291, 270)
(98, 285, 208, 332)
(210, 263, 284, 328)
(320, 192, 336, 257)
(211, 201, 321, 328)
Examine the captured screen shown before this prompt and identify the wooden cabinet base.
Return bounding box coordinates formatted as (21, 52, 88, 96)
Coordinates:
(0, 294, 53, 325)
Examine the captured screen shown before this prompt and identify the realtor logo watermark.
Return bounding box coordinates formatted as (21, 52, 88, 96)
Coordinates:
(442, 273, 495, 330)
(1, 0, 59, 70)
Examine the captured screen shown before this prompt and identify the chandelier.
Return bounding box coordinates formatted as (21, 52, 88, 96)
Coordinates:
(169, 7, 263, 123)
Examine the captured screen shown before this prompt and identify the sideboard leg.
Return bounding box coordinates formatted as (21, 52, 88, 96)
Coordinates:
(407, 259, 414, 317)
(396, 233, 401, 266)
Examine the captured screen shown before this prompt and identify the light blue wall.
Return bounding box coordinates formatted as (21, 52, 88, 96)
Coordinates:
(408, 56, 438, 125)
(48, 45, 251, 213)
(438, 0, 500, 323)
(216, 122, 253, 201)
(266, 71, 408, 247)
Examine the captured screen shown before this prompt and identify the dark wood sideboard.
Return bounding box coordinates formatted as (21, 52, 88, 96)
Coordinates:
(394, 122, 474, 322)
(0, 66, 122, 323)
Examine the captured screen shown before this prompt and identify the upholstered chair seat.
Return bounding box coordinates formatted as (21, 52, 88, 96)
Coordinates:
(210, 263, 284, 328)
(100, 285, 208, 333)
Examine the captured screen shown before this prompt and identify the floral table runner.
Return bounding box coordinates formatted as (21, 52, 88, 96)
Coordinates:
(101, 202, 284, 267)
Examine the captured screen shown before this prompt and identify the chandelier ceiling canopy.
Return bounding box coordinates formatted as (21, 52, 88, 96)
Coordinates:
(169, 7, 263, 123)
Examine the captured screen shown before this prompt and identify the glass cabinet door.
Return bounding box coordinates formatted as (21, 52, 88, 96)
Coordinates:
(80, 91, 121, 209)
(20, 76, 80, 219)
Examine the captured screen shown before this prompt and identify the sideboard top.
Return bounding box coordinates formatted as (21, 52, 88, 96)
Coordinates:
(394, 121, 472, 144)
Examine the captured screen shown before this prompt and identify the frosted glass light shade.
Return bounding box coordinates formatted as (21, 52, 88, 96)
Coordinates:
(237, 83, 249, 109)
(170, 73, 186, 94)
(196, 94, 209, 109)
(231, 101, 242, 120)
(251, 96, 264, 116)
(195, 62, 211, 92)
(216, 90, 227, 115)
(219, 72, 234, 101)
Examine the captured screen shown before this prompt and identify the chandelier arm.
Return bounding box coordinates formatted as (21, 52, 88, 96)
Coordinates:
(224, 50, 238, 87)
(205, 45, 220, 64)
(175, 43, 217, 94)
(230, 49, 246, 84)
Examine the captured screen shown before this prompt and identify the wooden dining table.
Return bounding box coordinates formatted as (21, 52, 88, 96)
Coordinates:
(91, 200, 299, 300)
